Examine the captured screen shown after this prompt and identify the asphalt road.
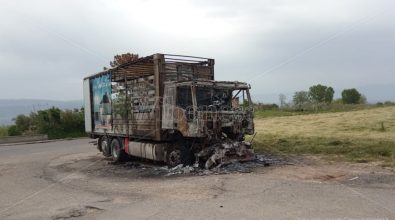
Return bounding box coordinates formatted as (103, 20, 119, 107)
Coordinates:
(0, 139, 394, 220)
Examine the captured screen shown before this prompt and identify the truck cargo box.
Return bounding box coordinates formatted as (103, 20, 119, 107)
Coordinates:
(83, 54, 215, 141)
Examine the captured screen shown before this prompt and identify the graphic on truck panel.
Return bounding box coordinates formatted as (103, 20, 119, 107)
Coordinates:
(91, 73, 112, 130)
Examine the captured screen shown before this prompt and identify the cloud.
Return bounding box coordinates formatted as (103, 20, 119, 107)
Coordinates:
(0, 0, 394, 102)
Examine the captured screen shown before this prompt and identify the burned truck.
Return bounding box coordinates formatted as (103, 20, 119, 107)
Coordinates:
(83, 54, 254, 168)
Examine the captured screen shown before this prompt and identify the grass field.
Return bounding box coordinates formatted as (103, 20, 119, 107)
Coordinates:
(253, 106, 395, 166)
(254, 104, 380, 119)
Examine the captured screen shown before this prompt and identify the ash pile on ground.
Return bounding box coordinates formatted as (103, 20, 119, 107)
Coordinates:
(111, 154, 292, 177)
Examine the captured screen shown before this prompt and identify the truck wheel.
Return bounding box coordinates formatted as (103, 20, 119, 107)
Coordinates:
(97, 138, 103, 152)
(179, 140, 193, 166)
(100, 136, 111, 157)
(166, 138, 193, 167)
(167, 149, 181, 167)
(111, 138, 126, 162)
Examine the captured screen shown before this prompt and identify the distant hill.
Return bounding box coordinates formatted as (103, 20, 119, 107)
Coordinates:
(0, 99, 83, 125)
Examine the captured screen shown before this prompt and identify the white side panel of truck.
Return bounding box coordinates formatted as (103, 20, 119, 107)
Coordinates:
(83, 79, 92, 133)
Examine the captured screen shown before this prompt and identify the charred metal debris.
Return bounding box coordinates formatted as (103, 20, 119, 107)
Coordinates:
(111, 154, 290, 177)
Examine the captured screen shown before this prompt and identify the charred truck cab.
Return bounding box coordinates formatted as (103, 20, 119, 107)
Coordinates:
(83, 54, 254, 168)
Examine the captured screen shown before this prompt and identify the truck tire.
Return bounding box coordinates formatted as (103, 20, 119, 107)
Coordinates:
(97, 138, 103, 152)
(177, 136, 194, 166)
(100, 136, 111, 157)
(166, 137, 193, 167)
(111, 138, 126, 162)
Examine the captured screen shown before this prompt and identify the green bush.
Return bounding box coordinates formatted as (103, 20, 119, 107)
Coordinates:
(9, 107, 86, 139)
(0, 126, 8, 137)
(8, 125, 22, 136)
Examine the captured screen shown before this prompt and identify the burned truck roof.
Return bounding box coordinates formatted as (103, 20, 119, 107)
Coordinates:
(84, 53, 215, 81)
(167, 80, 250, 89)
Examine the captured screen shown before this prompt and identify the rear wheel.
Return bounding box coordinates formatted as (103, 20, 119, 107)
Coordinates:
(100, 136, 111, 157)
(111, 138, 126, 162)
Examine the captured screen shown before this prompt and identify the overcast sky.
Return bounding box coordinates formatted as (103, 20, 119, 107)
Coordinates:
(0, 0, 394, 103)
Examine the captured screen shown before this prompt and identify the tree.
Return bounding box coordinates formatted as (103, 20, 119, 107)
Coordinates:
(279, 94, 287, 108)
(13, 115, 31, 132)
(48, 107, 61, 127)
(110, 53, 139, 67)
(293, 91, 311, 110)
(32, 110, 50, 134)
(359, 95, 367, 104)
(8, 125, 21, 136)
(341, 88, 362, 104)
(324, 87, 335, 103)
(308, 84, 334, 104)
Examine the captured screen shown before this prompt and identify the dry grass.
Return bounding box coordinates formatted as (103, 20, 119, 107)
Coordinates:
(256, 106, 395, 141)
(253, 106, 395, 166)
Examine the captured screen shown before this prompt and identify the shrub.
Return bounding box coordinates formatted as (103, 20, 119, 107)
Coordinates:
(7, 107, 85, 139)
(8, 125, 22, 136)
